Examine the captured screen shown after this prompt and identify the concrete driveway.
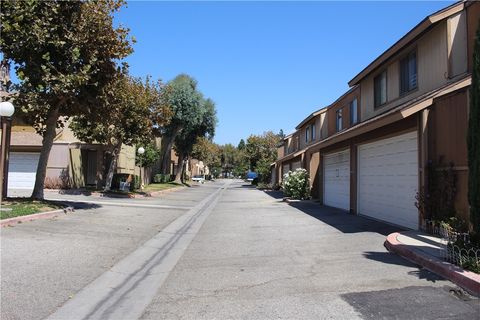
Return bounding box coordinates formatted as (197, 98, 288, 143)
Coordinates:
(1, 180, 478, 319)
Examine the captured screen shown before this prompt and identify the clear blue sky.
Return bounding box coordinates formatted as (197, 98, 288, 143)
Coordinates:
(115, 0, 453, 145)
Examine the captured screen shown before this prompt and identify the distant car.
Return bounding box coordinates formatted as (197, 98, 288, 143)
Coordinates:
(246, 171, 258, 182)
(192, 175, 205, 183)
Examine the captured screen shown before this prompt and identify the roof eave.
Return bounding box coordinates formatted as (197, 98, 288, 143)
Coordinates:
(348, 1, 465, 87)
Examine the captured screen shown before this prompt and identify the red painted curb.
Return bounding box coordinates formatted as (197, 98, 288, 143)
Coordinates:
(385, 232, 480, 297)
(1, 206, 74, 227)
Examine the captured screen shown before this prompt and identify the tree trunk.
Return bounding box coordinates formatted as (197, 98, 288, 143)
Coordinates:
(31, 107, 60, 200)
(104, 141, 123, 191)
(160, 135, 174, 175)
(174, 153, 184, 183)
(159, 127, 182, 175)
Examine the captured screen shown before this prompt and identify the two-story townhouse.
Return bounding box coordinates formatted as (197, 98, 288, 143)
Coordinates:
(306, 85, 361, 208)
(274, 107, 328, 185)
(274, 0, 479, 230)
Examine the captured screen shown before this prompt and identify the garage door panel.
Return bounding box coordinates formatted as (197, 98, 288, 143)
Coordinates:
(8, 152, 39, 189)
(323, 149, 350, 211)
(358, 131, 418, 229)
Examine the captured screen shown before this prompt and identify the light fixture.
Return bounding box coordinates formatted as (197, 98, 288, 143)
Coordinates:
(0, 101, 15, 117)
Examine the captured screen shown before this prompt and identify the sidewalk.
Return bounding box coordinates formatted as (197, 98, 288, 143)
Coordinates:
(385, 231, 480, 297)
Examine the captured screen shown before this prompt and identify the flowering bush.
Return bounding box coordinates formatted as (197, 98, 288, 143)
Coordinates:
(282, 168, 310, 200)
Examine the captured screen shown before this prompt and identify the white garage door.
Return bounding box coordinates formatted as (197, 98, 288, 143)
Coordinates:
(323, 149, 350, 211)
(291, 161, 301, 171)
(8, 152, 40, 189)
(357, 131, 418, 229)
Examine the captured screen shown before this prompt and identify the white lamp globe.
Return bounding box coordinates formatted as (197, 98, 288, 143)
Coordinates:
(137, 147, 145, 155)
(0, 101, 15, 117)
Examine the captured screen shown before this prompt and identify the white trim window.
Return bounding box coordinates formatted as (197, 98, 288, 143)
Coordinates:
(374, 70, 387, 108)
(336, 109, 343, 132)
(400, 50, 417, 94)
(350, 98, 358, 125)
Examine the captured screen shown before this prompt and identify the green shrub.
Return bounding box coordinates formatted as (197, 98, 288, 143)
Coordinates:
(282, 168, 310, 200)
(153, 174, 172, 183)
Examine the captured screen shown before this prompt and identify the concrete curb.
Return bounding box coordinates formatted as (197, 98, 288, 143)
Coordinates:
(45, 186, 186, 199)
(1, 206, 74, 227)
(145, 186, 186, 197)
(385, 232, 480, 297)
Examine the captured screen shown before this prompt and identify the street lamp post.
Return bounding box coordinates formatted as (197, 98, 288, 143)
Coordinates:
(137, 146, 145, 191)
(0, 101, 15, 201)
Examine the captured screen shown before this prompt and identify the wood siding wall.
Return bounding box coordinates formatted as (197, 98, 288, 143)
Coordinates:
(427, 89, 469, 219)
(361, 23, 450, 121)
(309, 151, 320, 198)
(327, 87, 361, 137)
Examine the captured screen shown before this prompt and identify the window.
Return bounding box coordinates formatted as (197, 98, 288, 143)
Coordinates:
(305, 127, 310, 143)
(400, 50, 417, 94)
(350, 98, 358, 125)
(311, 123, 316, 141)
(295, 136, 299, 151)
(374, 71, 387, 108)
(336, 109, 343, 132)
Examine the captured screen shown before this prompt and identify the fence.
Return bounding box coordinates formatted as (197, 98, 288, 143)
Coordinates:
(421, 219, 479, 271)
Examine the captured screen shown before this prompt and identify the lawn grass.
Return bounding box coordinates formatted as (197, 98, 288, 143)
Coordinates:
(142, 182, 183, 193)
(0, 199, 63, 220)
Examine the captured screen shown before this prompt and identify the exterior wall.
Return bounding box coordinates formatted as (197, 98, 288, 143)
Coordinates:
(277, 144, 285, 159)
(427, 89, 469, 220)
(46, 143, 70, 182)
(327, 87, 361, 136)
(308, 151, 320, 198)
(467, 1, 480, 72)
(117, 144, 136, 174)
(298, 116, 320, 150)
(447, 11, 468, 78)
(68, 148, 84, 188)
(55, 121, 82, 143)
(319, 112, 328, 139)
(360, 22, 450, 121)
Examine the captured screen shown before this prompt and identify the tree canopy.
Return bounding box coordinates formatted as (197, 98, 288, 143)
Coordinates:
(468, 23, 480, 234)
(0, 0, 133, 198)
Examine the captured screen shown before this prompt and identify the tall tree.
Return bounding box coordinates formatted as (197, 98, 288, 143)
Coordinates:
(173, 98, 217, 182)
(0, 0, 132, 199)
(158, 74, 204, 174)
(245, 131, 282, 182)
(70, 71, 164, 190)
(237, 139, 246, 150)
(191, 137, 221, 172)
(468, 24, 480, 234)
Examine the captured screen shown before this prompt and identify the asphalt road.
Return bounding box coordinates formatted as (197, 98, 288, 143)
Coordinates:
(1, 180, 478, 319)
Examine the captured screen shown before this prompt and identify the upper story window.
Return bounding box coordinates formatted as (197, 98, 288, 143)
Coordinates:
(295, 136, 300, 151)
(400, 50, 417, 94)
(374, 70, 387, 108)
(336, 109, 343, 132)
(311, 123, 316, 141)
(350, 98, 358, 125)
(305, 127, 310, 143)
